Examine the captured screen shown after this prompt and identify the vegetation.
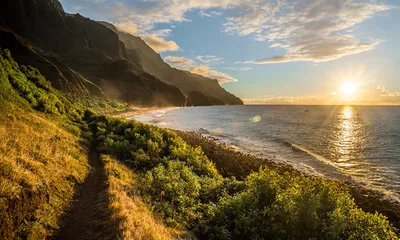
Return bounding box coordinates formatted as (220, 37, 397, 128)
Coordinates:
(0, 48, 398, 239)
(101, 155, 183, 239)
(84, 112, 398, 239)
(176, 130, 400, 230)
(65, 93, 129, 114)
(0, 49, 90, 239)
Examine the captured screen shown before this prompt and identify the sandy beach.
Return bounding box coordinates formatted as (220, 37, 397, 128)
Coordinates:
(107, 106, 179, 119)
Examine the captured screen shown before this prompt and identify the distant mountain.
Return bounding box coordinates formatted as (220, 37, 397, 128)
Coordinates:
(0, 0, 243, 107)
(101, 22, 243, 106)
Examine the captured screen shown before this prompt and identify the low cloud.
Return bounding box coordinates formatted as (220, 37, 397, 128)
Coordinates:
(140, 34, 180, 52)
(165, 55, 237, 84)
(244, 85, 400, 105)
(244, 96, 323, 105)
(188, 65, 238, 84)
(115, 21, 139, 35)
(360, 85, 400, 104)
(164, 56, 195, 69)
(115, 21, 180, 52)
(195, 55, 224, 64)
(225, 66, 252, 71)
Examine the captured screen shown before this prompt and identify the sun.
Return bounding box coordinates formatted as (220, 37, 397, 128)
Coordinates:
(341, 82, 357, 95)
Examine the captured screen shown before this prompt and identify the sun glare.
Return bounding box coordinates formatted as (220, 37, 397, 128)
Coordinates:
(341, 82, 356, 95)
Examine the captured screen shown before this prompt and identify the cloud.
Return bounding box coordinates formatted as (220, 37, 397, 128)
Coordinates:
(107, 1, 240, 33)
(249, 36, 381, 64)
(244, 85, 400, 105)
(188, 65, 238, 84)
(164, 56, 195, 69)
(63, 0, 393, 63)
(199, 10, 223, 17)
(359, 85, 400, 104)
(243, 96, 323, 105)
(115, 21, 180, 52)
(115, 21, 139, 35)
(165, 55, 237, 84)
(224, 66, 252, 71)
(140, 34, 180, 52)
(224, 0, 392, 63)
(195, 55, 224, 64)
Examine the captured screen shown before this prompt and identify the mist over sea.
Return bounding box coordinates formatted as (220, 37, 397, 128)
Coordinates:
(133, 105, 400, 201)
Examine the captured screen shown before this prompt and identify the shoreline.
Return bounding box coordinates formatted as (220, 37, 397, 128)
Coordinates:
(118, 109, 400, 229)
(107, 106, 179, 119)
(173, 130, 400, 229)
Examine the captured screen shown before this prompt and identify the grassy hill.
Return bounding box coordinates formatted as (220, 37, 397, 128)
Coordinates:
(0, 48, 398, 239)
(0, 49, 89, 239)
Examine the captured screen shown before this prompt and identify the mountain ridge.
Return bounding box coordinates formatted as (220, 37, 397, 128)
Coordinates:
(0, 0, 243, 107)
(101, 22, 243, 106)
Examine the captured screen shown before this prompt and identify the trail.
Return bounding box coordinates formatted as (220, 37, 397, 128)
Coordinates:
(53, 150, 117, 240)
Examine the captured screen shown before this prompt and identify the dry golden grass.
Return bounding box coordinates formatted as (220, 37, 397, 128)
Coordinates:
(0, 103, 90, 239)
(101, 155, 184, 240)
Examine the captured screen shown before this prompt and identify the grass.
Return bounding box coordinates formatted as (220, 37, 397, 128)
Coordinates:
(0, 49, 90, 239)
(0, 104, 89, 239)
(101, 155, 184, 239)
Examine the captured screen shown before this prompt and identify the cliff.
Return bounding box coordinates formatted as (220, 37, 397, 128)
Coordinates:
(0, 0, 243, 107)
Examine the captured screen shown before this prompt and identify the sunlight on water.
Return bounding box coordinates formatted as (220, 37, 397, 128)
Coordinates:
(337, 106, 357, 163)
(333, 106, 367, 177)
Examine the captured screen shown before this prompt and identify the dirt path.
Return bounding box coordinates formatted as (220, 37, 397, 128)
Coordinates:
(53, 150, 117, 240)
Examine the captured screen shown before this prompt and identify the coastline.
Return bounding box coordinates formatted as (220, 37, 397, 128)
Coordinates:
(107, 106, 179, 119)
(117, 108, 400, 229)
(173, 130, 400, 229)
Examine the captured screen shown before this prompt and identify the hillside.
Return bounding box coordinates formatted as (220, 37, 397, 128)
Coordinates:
(1, 49, 399, 239)
(101, 22, 243, 106)
(0, 49, 90, 239)
(0, 0, 242, 107)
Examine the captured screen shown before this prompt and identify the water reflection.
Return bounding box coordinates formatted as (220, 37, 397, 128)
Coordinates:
(336, 106, 356, 164)
(329, 106, 367, 171)
(333, 106, 369, 184)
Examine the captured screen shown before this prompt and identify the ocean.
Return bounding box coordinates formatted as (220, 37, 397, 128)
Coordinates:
(133, 105, 400, 201)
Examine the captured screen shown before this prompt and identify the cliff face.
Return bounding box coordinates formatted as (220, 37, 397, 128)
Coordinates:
(102, 22, 243, 105)
(0, 0, 242, 107)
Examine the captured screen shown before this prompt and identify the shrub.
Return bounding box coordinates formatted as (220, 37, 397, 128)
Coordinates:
(197, 168, 398, 240)
(0, 48, 84, 123)
(81, 112, 399, 239)
(139, 160, 203, 227)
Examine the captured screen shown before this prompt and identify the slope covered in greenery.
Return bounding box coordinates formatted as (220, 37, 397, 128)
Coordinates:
(85, 112, 398, 239)
(0, 49, 89, 239)
(0, 48, 398, 239)
(101, 155, 183, 239)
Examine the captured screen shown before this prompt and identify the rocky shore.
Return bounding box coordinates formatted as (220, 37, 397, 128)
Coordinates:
(175, 130, 400, 231)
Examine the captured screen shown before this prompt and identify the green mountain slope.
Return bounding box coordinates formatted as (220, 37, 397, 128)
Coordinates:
(0, 49, 90, 239)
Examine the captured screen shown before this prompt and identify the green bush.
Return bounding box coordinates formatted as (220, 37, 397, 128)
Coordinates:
(84, 114, 232, 228)
(197, 168, 398, 240)
(83, 113, 398, 239)
(140, 160, 203, 227)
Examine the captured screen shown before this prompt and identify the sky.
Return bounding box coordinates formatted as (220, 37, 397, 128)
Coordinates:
(59, 0, 400, 105)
